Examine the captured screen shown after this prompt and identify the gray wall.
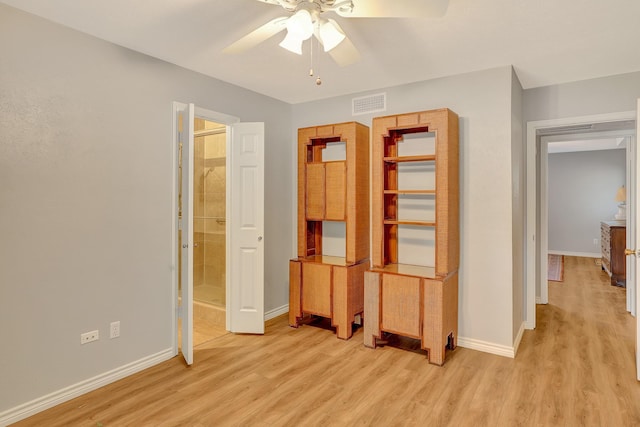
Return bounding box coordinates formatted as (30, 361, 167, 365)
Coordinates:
(548, 149, 626, 254)
(293, 66, 523, 350)
(524, 71, 640, 121)
(511, 68, 525, 342)
(524, 71, 640, 300)
(0, 4, 292, 413)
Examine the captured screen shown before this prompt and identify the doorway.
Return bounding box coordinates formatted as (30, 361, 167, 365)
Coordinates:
(184, 118, 229, 346)
(525, 112, 637, 330)
(172, 102, 266, 365)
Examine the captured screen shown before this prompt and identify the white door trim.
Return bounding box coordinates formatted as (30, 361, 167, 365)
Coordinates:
(525, 111, 636, 330)
(171, 102, 240, 358)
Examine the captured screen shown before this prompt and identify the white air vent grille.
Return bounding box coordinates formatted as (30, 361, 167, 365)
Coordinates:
(352, 93, 386, 116)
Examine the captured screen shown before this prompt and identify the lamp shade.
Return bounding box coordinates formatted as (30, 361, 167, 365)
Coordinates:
(615, 185, 626, 203)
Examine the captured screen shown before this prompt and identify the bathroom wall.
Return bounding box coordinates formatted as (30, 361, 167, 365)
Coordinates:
(193, 119, 226, 307)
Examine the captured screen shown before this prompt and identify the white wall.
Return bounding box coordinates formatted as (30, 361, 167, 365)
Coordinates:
(0, 4, 292, 416)
(292, 66, 521, 351)
(548, 149, 626, 254)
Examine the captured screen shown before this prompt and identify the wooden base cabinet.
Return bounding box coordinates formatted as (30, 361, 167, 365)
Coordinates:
(364, 270, 458, 365)
(290, 258, 368, 339)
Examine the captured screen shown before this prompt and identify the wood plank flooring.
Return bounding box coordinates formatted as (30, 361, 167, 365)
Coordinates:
(13, 256, 640, 426)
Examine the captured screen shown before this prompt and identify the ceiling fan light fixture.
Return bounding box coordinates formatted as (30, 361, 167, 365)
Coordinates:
(286, 9, 314, 41)
(319, 19, 345, 52)
(279, 31, 304, 54)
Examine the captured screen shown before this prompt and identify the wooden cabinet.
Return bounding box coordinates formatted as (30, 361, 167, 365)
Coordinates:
(601, 220, 626, 287)
(289, 122, 370, 339)
(364, 108, 459, 365)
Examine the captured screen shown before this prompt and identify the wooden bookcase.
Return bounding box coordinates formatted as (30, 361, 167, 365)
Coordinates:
(289, 122, 370, 339)
(364, 108, 459, 365)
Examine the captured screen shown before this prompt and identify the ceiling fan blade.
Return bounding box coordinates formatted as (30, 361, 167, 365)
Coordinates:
(223, 17, 289, 54)
(327, 34, 360, 67)
(337, 0, 449, 18)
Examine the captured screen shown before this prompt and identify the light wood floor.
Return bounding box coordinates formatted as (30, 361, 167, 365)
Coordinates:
(13, 257, 640, 426)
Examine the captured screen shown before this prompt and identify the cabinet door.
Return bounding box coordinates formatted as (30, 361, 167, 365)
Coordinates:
(325, 161, 346, 220)
(306, 163, 325, 219)
(302, 263, 332, 317)
(381, 273, 421, 338)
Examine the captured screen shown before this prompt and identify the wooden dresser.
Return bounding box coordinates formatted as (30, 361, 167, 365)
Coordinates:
(601, 220, 626, 287)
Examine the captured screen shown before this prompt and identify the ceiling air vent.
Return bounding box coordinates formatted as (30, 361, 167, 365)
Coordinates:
(352, 93, 386, 116)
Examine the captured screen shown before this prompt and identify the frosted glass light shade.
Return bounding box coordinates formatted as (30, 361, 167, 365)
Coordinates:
(286, 9, 314, 40)
(279, 31, 303, 54)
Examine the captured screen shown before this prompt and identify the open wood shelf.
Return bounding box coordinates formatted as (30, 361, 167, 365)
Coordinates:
(365, 108, 459, 366)
(383, 155, 436, 163)
(383, 220, 436, 227)
(383, 189, 436, 195)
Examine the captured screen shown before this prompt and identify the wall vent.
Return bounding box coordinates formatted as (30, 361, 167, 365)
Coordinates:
(352, 93, 386, 116)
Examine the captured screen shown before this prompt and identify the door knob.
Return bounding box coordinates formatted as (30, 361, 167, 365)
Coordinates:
(258, 236, 263, 242)
(624, 248, 636, 256)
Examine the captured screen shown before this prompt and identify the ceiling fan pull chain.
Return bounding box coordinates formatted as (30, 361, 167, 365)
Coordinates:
(313, 35, 322, 85)
(309, 34, 314, 76)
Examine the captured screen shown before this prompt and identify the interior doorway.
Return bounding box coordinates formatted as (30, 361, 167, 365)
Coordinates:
(525, 112, 637, 330)
(181, 118, 229, 347)
(172, 102, 265, 365)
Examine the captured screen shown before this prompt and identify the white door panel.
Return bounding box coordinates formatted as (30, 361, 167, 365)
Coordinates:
(228, 122, 265, 334)
(628, 99, 640, 380)
(180, 103, 194, 365)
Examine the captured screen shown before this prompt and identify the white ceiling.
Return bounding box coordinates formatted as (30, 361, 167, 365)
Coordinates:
(3, 0, 640, 104)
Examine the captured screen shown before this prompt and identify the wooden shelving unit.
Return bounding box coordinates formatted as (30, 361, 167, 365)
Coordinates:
(364, 108, 459, 365)
(289, 122, 370, 339)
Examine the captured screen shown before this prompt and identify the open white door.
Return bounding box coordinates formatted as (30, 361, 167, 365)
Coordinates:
(635, 100, 640, 381)
(228, 122, 265, 334)
(627, 134, 637, 316)
(180, 103, 194, 365)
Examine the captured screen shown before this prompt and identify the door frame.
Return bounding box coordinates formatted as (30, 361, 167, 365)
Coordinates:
(525, 110, 636, 330)
(171, 102, 239, 357)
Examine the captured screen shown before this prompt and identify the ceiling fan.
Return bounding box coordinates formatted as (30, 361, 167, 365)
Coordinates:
(223, 0, 450, 67)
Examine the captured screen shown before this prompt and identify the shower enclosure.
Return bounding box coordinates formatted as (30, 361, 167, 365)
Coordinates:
(178, 117, 227, 337)
(192, 118, 227, 308)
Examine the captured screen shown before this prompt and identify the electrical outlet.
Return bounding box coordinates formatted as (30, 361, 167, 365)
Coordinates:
(110, 321, 120, 339)
(81, 330, 99, 344)
(594, 238, 599, 246)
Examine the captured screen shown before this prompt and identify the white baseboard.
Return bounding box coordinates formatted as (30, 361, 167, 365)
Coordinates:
(536, 296, 543, 304)
(457, 336, 516, 359)
(548, 250, 600, 258)
(512, 321, 526, 356)
(0, 348, 174, 426)
(265, 304, 288, 321)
